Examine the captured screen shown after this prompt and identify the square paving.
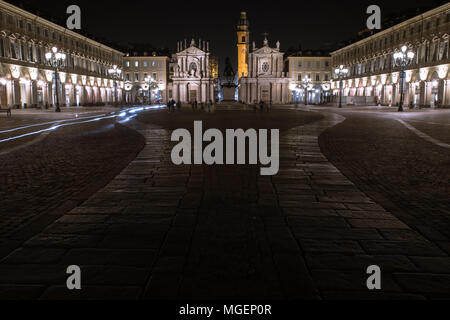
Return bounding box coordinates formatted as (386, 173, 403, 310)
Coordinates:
(0, 107, 448, 300)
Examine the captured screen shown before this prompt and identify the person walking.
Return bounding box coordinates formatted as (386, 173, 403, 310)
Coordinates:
(177, 101, 182, 110)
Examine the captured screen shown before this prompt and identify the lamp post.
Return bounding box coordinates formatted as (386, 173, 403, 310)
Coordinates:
(45, 47, 66, 112)
(301, 76, 312, 105)
(334, 65, 348, 108)
(108, 65, 122, 107)
(393, 45, 415, 112)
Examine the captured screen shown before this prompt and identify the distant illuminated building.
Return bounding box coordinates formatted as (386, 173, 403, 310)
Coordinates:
(331, 2, 449, 108)
(123, 51, 169, 104)
(237, 11, 249, 79)
(169, 38, 216, 103)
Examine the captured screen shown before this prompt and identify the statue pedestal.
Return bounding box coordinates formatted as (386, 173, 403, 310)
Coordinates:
(222, 84, 237, 101)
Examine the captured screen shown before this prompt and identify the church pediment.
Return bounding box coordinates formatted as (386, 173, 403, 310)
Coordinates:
(179, 46, 205, 55)
(253, 46, 280, 55)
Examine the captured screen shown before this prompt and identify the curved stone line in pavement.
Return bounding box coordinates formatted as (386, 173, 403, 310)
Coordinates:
(397, 119, 450, 149)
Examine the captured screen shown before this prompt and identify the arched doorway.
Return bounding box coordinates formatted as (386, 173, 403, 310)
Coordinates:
(428, 71, 442, 108)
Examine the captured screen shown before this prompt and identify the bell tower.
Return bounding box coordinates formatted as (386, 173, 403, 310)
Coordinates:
(237, 11, 249, 79)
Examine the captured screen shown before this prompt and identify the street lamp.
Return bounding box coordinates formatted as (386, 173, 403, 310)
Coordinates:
(45, 47, 66, 112)
(300, 76, 312, 105)
(334, 65, 348, 108)
(145, 76, 159, 105)
(108, 65, 122, 107)
(393, 45, 415, 112)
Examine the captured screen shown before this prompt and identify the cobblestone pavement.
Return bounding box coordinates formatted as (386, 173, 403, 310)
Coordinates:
(0, 106, 448, 299)
(0, 118, 145, 260)
(316, 107, 450, 299)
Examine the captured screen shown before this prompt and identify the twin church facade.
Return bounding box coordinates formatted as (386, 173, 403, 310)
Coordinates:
(236, 12, 291, 104)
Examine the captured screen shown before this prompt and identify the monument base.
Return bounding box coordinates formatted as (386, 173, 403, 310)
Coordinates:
(222, 85, 237, 101)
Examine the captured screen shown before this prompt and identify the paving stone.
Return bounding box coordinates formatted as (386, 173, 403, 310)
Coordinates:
(61, 249, 156, 267)
(306, 253, 418, 272)
(56, 215, 109, 224)
(1, 247, 66, 264)
(292, 227, 382, 240)
(347, 219, 410, 229)
(360, 240, 447, 256)
(24, 234, 102, 248)
(0, 265, 67, 284)
(322, 291, 426, 300)
(40, 285, 142, 300)
(287, 216, 349, 228)
(300, 239, 365, 254)
(272, 253, 319, 299)
(393, 273, 450, 294)
(409, 257, 450, 273)
(143, 273, 182, 299)
(0, 285, 45, 300)
(312, 269, 402, 292)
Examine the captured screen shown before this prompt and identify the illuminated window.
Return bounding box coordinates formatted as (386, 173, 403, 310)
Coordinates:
(125, 61, 130, 67)
(143, 61, 148, 67)
(134, 61, 139, 67)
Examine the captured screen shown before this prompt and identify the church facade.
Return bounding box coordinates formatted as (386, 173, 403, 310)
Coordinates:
(237, 13, 290, 104)
(170, 39, 215, 104)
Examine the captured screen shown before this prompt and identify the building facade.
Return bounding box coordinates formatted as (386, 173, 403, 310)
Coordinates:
(239, 36, 290, 104)
(123, 52, 169, 104)
(0, 0, 124, 109)
(287, 51, 332, 104)
(331, 3, 450, 108)
(170, 39, 215, 104)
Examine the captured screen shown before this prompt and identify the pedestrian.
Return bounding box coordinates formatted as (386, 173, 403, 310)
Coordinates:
(177, 101, 182, 110)
(260, 100, 264, 112)
(194, 100, 198, 110)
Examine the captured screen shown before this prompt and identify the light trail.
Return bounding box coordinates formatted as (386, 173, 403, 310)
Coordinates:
(0, 114, 107, 134)
(0, 105, 166, 144)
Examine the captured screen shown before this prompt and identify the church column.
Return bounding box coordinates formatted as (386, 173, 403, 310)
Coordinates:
(248, 54, 252, 77)
(173, 83, 178, 102)
(210, 82, 214, 102)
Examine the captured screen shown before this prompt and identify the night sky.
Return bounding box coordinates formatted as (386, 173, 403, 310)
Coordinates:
(7, 0, 447, 74)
